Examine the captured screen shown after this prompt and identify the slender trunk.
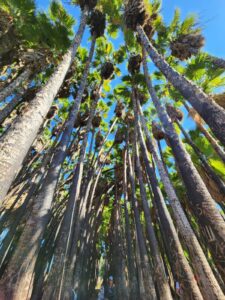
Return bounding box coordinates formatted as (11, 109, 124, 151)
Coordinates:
(0, 68, 32, 103)
(138, 101, 225, 299)
(127, 149, 157, 300)
(123, 149, 139, 300)
(0, 8, 88, 204)
(112, 187, 128, 300)
(177, 120, 225, 199)
(184, 102, 225, 164)
(136, 116, 203, 299)
(132, 88, 173, 300)
(137, 25, 225, 146)
(42, 83, 101, 300)
(0, 36, 95, 300)
(141, 48, 225, 257)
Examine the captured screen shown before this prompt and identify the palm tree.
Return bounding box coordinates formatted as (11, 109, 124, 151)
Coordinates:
(131, 88, 173, 300)
(138, 123, 204, 299)
(123, 0, 225, 146)
(136, 67, 225, 297)
(127, 144, 157, 300)
(42, 82, 102, 299)
(0, 1, 92, 204)
(0, 30, 97, 299)
(138, 101, 225, 299)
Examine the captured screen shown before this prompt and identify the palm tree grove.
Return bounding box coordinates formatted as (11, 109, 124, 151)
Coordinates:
(1, 0, 225, 299)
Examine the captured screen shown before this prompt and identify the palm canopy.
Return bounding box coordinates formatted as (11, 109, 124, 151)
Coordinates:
(0, 1, 224, 299)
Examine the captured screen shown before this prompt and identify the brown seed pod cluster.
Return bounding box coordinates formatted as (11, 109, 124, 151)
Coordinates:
(152, 121, 165, 140)
(101, 61, 114, 80)
(92, 113, 102, 128)
(114, 101, 125, 118)
(91, 86, 100, 100)
(78, 0, 97, 10)
(213, 93, 225, 109)
(128, 54, 142, 74)
(57, 83, 71, 98)
(89, 9, 106, 37)
(137, 91, 147, 105)
(166, 104, 183, 122)
(125, 111, 135, 124)
(46, 105, 58, 119)
(115, 163, 124, 183)
(95, 131, 104, 148)
(170, 34, 205, 61)
(124, 0, 149, 30)
(114, 128, 125, 144)
(74, 111, 90, 128)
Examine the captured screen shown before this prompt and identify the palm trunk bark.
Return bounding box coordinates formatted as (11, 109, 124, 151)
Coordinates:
(141, 48, 225, 256)
(42, 83, 101, 300)
(132, 89, 173, 300)
(127, 148, 157, 300)
(112, 187, 129, 300)
(133, 94, 204, 299)
(0, 68, 32, 103)
(177, 120, 225, 199)
(183, 102, 225, 164)
(137, 25, 225, 147)
(0, 7, 88, 204)
(138, 100, 225, 299)
(140, 128, 204, 299)
(0, 35, 95, 300)
(123, 148, 139, 300)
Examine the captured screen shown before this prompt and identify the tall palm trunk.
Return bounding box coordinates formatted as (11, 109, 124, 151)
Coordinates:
(73, 148, 114, 293)
(132, 89, 173, 300)
(111, 187, 128, 300)
(138, 100, 225, 299)
(140, 126, 204, 299)
(71, 140, 115, 282)
(137, 25, 225, 147)
(133, 94, 204, 299)
(42, 83, 101, 300)
(184, 102, 225, 164)
(177, 120, 225, 199)
(0, 68, 32, 103)
(141, 48, 225, 255)
(0, 7, 88, 204)
(127, 148, 157, 300)
(0, 36, 95, 300)
(123, 148, 139, 300)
